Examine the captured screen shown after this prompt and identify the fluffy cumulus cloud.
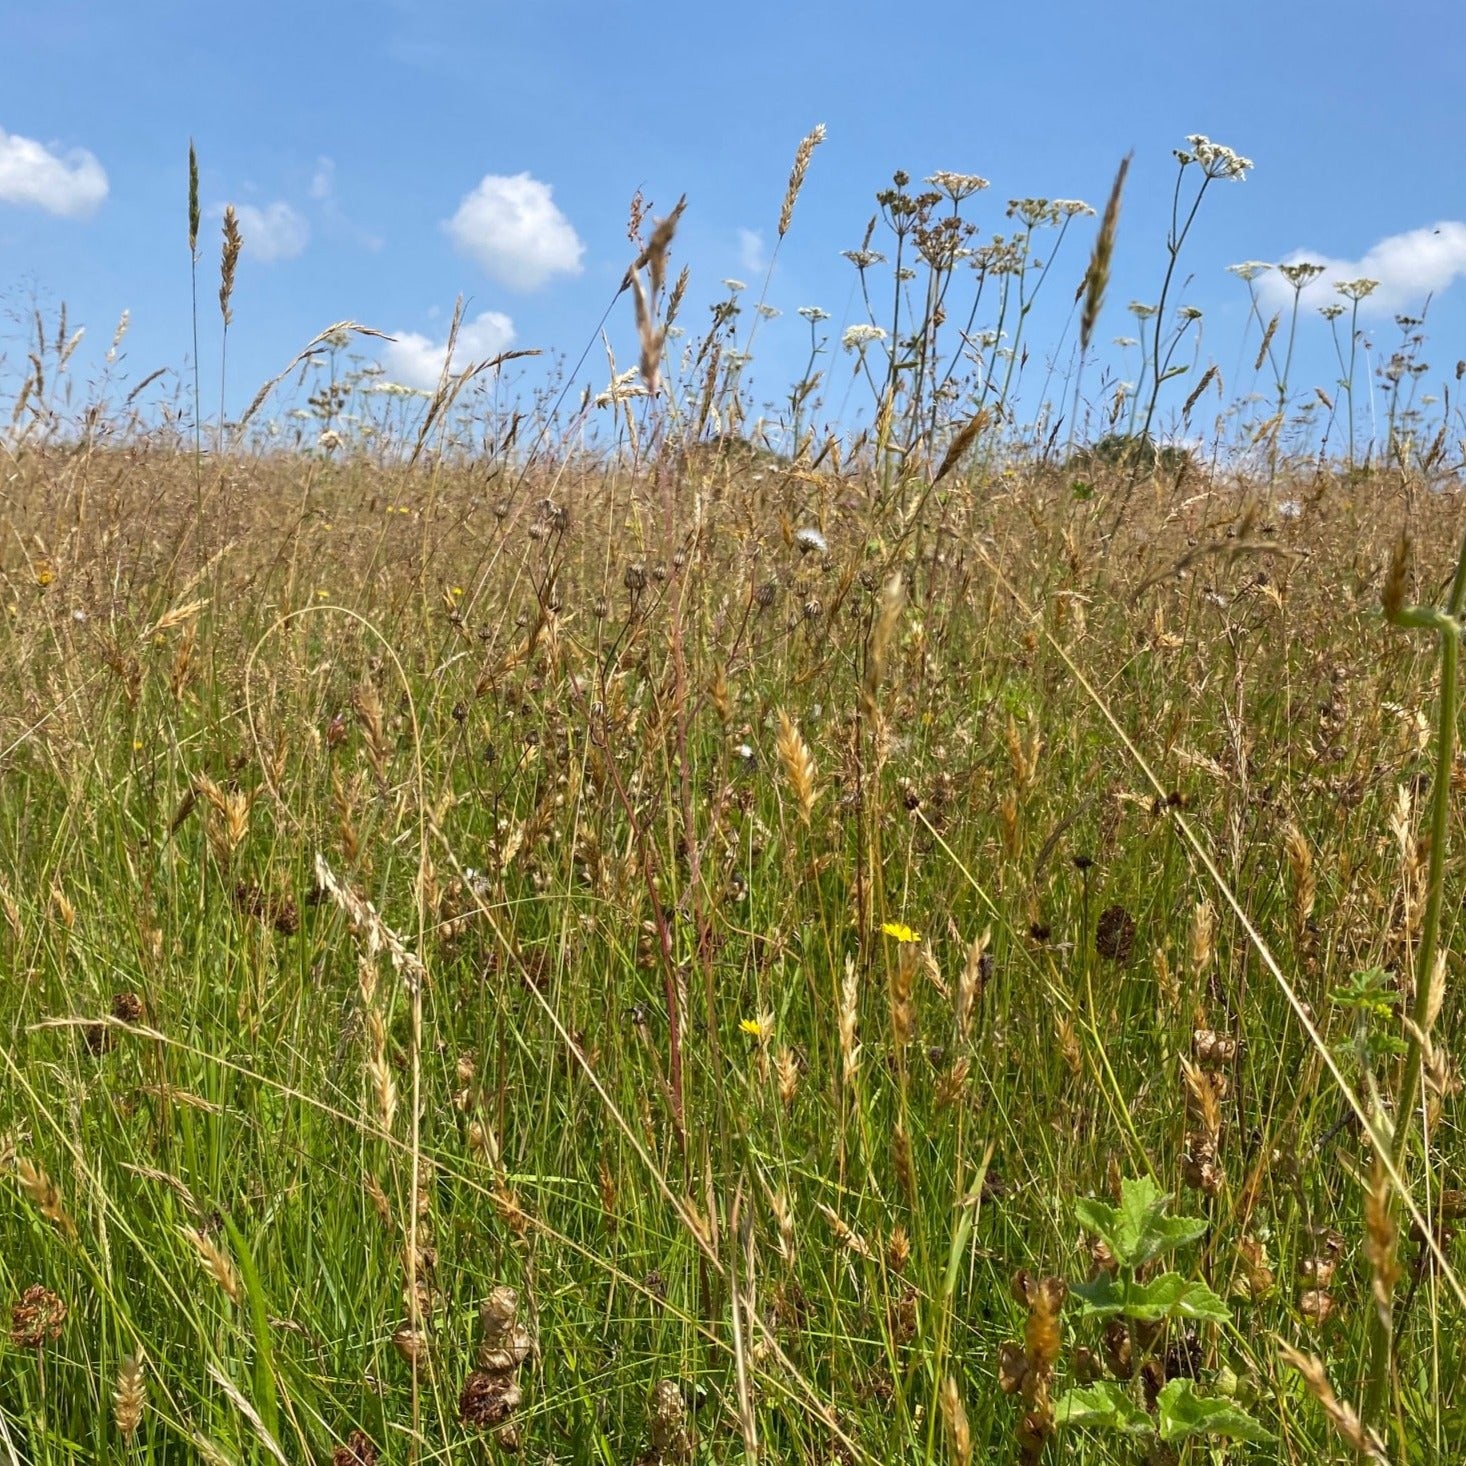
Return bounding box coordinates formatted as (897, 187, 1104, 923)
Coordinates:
(444, 173, 583, 290)
(0, 127, 108, 218)
(216, 201, 310, 263)
(381, 309, 516, 390)
(1256, 222, 1466, 316)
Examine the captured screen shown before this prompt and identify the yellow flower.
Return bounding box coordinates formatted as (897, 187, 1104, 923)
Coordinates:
(34, 559, 56, 588)
(881, 921, 921, 943)
(739, 1011, 775, 1042)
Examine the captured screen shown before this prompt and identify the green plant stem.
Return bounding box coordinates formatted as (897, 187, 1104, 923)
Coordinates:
(1364, 520, 1466, 1431)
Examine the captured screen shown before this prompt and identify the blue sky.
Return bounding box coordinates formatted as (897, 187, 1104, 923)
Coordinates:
(4, 0, 1464, 451)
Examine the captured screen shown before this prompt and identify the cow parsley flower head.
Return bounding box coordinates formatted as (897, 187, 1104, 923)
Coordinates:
(1335, 278, 1379, 302)
(1228, 261, 1272, 282)
(841, 323, 887, 353)
(1183, 135, 1253, 180)
(927, 171, 989, 202)
(798, 305, 830, 322)
(1278, 261, 1325, 290)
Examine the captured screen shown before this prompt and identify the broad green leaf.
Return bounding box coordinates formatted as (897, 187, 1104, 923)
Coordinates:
(1070, 1271, 1230, 1323)
(1056, 1382, 1154, 1436)
(1075, 1177, 1208, 1269)
(1157, 1378, 1275, 1444)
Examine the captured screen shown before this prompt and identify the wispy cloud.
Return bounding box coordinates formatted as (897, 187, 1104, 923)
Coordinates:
(212, 201, 310, 263)
(444, 173, 583, 290)
(306, 156, 383, 251)
(309, 156, 335, 202)
(380, 309, 515, 390)
(0, 127, 107, 219)
(1256, 222, 1466, 315)
(738, 227, 766, 275)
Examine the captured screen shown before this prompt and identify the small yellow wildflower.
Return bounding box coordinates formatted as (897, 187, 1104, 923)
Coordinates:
(34, 559, 56, 588)
(881, 921, 921, 943)
(739, 1011, 775, 1042)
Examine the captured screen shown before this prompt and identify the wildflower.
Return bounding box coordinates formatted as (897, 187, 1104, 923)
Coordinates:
(1336, 277, 1379, 302)
(722, 278, 746, 293)
(1319, 304, 1345, 320)
(739, 1011, 774, 1042)
(1277, 499, 1302, 520)
(842, 248, 887, 270)
(1228, 261, 1272, 281)
(1006, 197, 1051, 227)
(1182, 135, 1253, 180)
(756, 303, 780, 319)
(882, 921, 921, 944)
(1128, 301, 1157, 320)
(10, 1285, 66, 1348)
(1051, 199, 1094, 219)
(1278, 261, 1325, 290)
(927, 171, 989, 202)
(797, 305, 830, 322)
(842, 323, 887, 352)
(1177, 305, 1204, 321)
(793, 526, 827, 556)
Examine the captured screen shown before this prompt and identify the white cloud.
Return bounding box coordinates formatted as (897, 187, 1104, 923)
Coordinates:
(1257, 222, 1466, 315)
(309, 156, 335, 201)
(380, 309, 516, 390)
(444, 173, 583, 290)
(215, 201, 310, 263)
(738, 227, 766, 275)
(0, 127, 107, 218)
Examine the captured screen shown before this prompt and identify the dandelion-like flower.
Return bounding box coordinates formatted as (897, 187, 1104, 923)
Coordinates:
(881, 921, 921, 944)
(739, 1011, 775, 1042)
(1336, 277, 1379, 302)
(928, 171, 989, 202)
(1228, 261, 1272, 281)
(841, 323, 887, 352)
(798, 305, 830, 322)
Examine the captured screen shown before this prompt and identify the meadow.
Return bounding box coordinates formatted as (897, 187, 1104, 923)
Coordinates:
(1, 134, 1463, 1463)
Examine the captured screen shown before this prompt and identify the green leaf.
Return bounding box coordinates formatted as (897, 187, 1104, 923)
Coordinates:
(1070, 1271, 1230, 1323)
(1157, 1379, 1275, 1444)
(1055, 1382, 1154, 1436)
(1073, 1177, 1207, 1270)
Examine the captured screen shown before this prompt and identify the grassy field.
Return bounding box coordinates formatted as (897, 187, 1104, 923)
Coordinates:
(2, 140, 1463, 1464)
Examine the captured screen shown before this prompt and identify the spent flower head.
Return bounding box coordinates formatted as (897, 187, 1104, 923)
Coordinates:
(1278, 261, 1326, 290)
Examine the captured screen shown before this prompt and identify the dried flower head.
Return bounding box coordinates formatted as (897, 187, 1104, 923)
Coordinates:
(10, 1285, 67, 1348)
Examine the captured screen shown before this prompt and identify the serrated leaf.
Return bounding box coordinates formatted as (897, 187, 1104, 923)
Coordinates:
(1074, 1178, 1207, 1269)
(1056, 1381, 1154, 1436)
(1157, 1379, 1275, 1444)
(1070, 1271, 1231, 1323)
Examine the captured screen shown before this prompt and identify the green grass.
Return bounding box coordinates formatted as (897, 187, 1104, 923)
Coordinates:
(1, 133, 1463, 1464)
